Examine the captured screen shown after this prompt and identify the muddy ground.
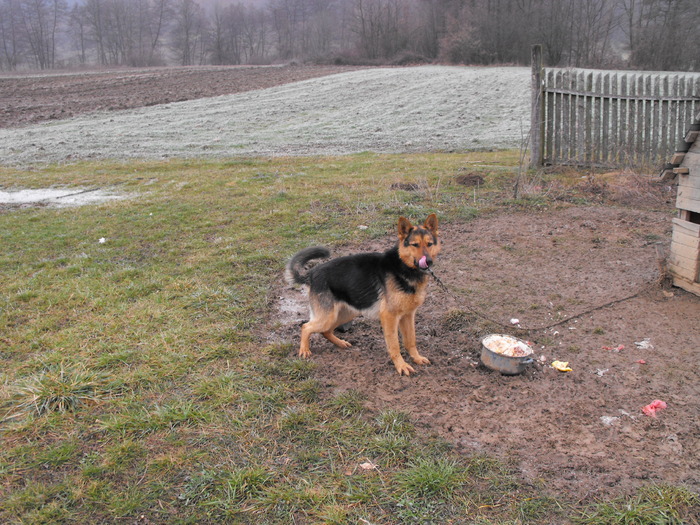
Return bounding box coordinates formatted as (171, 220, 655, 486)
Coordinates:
(2, 65, 698, 504)
(273, 184, 700, 502)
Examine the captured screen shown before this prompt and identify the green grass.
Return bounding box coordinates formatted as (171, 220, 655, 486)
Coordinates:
(0, 153, 696, 524)
(577, 484, 699, 525)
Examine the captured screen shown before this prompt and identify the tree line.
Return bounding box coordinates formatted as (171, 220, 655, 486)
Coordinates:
(1, 0, 698, 71)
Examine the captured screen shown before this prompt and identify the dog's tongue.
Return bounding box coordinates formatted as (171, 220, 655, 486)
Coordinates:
(418, 256, 428, 269)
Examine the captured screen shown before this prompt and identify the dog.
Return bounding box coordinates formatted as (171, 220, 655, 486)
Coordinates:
(285, 214, 441, 376)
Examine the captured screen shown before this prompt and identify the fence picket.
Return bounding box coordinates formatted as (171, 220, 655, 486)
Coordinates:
(536, 67, 700, 168)
(609, 73, 618, 164)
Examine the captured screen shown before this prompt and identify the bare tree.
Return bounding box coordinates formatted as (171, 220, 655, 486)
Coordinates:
(171, 0, 206, 65)
(0, 0, 24, 69)
(143, 0, 170, 65)
(565, 0, 618, 67)
(68, 3, 90, 64)
(351, 0, 413, 60)
(620, 0, 700, 71)
(241, 4, 270, 62)
(20, 0, 66, 68)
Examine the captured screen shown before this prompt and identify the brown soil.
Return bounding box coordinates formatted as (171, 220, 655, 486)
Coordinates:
(0, 65, 366, 129)
(273, 188, 700, 502)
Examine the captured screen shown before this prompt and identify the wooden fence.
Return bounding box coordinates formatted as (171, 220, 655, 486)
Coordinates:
(530, 45, 700, 169)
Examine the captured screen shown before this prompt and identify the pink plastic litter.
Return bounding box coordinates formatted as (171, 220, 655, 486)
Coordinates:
(642, 400, 667, 417)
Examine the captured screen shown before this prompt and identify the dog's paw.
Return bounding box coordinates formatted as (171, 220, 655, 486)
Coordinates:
(394, 360, 416, 376)
(336, 339, 352, 349)
(298, 348, 312, 359)
(412, 354, 431, 366)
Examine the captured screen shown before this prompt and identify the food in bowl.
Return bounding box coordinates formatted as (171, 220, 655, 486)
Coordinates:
(482, 334, 533, 357)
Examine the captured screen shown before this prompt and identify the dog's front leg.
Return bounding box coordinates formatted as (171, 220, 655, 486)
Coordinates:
(380, 311, 415, 376)
(399, 312, 431, 367)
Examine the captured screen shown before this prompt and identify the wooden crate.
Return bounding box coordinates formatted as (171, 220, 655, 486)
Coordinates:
(676, 151, 700, 214)
(669, 218, 700, 294)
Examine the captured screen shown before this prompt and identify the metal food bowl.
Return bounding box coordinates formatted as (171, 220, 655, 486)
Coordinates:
(480, 334, 534, 375)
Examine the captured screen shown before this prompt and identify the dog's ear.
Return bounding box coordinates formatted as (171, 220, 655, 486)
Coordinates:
(398, 216, 414, 239)
(423, 214, 438, 234)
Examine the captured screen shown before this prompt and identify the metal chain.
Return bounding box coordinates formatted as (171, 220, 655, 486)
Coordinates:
(425, 267, 654, 334)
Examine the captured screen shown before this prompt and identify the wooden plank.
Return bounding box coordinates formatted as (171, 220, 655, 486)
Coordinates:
(650, 75, 661, 162)
(643, 74, 652, 165)
(627, 73, 638, 164)
(676, 190, 700, 214)
(660, 75, 670, 159)
(542, 87, 698, 101)
(671, 152, 686, 164)
(669, 250, 699, 281)
(619, 73, 628, 165)
(602, 73, 611, 164)
(584, 71, 594, 163)
(676, 194, 700, 214)
(668, 75, 679, 155)
(676, 165, 700, 190)
(545, 69, 555, 163)
(669, 240, 698, 259)
(611, 73, 620, 164)
(671, 235, 700, 255)
(673, 217, 700, 234)
(683, 75, 696, 131)
(671, 221, 700, 246)
(685, 130, 699, 143)
(677, 181, 699, 195)
(563, 70, 573, 162)
(557, 69, 566, 162)
(661, 169, 676, 181)
(672, 275, 700, 296)
(576, 70, 586, 163)
(591, 72, 601, 164)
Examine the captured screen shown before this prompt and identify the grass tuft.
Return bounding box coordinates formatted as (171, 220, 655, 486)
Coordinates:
(375, 409, 415, 437)
(3, 362, 121, 420)
(577, 484, 699, 525)
(395, 457, 465, 499)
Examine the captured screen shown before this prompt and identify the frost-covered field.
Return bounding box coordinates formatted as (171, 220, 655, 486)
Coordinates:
(0, 66, 530, 166)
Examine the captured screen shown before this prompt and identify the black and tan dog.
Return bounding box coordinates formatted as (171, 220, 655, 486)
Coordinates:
(286, 214, 441, 376)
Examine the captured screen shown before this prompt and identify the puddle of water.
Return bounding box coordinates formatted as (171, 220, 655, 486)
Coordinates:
(0, 188, 127, 207)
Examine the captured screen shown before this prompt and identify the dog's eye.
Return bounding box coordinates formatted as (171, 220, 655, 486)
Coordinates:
(426, 242, 433, 247)
(411, 243, 419, 248)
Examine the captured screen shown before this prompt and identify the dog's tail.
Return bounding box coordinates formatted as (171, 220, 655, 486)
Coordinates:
(285, 246, 330, 286)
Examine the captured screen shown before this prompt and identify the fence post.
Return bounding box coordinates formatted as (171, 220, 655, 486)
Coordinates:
(530, 44, 544, 168)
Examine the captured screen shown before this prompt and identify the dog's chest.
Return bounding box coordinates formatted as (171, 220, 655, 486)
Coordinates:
(385, 275, 428, 310)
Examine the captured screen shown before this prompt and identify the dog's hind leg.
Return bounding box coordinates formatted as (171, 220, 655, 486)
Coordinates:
(321, 304, 355, 349)
(322, 331, 352, 348)
(299, 304, 354, 358)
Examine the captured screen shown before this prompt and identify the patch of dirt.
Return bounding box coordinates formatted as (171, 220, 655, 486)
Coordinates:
(271, 201, 700, 502)
(0, 65, 367, 129)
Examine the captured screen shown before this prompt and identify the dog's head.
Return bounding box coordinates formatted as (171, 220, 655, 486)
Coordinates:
(397, 214, 441, 270)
